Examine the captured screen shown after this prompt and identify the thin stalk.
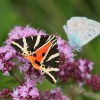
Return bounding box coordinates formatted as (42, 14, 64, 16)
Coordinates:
(12, 74, 22, 84)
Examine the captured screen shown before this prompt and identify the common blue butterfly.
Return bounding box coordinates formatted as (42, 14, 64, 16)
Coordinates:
(63, 17, 100, 52)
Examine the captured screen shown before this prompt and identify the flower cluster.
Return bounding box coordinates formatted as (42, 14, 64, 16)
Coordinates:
(58, 58, 94, 85)
(0, 26, 47, 99)
(6, 26, 46, 45)
(86, 75, 100, 92)
(11, 79, 39, 100)
(57, 36, 74, 61)
(0, 88, 12, 99)
(0, 25, 100, 100)
(41, 87, 70, 100)
(0, 26, 71, 99)
(0, 51, 16, 76)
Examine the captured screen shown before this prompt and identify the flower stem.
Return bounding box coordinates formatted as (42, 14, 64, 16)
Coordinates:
(69, 80, 76, 100)
(12, 74, 22, 84)
(71, 84, 75, 100)
(79, 90, 86, 96)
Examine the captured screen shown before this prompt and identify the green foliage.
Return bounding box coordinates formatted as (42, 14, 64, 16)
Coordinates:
(0, 71, 18, 90)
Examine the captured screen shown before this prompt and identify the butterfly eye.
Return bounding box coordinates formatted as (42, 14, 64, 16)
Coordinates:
(33, 53, 37, 57)
(42, 53, 45, 57)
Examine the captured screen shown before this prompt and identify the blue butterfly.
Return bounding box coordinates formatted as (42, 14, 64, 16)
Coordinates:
(63, 17, 100, 52)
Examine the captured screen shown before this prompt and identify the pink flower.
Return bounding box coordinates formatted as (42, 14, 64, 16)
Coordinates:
(41, 87, 70, 100)
(6, 26, 46, 45)
(0, 53, 16, 75)
(29, 88, 39, 98)
(12, 89, 20, 100)
(0, 88, 12, 99)
(79, 59, 94, 73)
(86, 75, 100, 92)
(11, 79, 39, 100)
(57, 36, 74, 62)
(58, 59, 94, 85)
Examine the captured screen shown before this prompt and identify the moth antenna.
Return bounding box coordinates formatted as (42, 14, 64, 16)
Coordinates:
(51, 26, 56, 33)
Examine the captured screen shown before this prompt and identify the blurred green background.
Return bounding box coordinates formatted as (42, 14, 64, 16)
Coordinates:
(0, 0, 100, 100)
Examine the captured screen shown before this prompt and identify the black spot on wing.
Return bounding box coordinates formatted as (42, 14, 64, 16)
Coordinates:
(35, 60, 41, 66)
(33, 53, 37, 57)
(42, 53, 45, 57)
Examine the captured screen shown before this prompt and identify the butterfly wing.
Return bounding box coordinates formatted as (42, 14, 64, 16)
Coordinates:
(11, 36, 48, 55)
(63, 17, 100, 51)
(41, 37, 59, 83)
(11, 35, 59, 84)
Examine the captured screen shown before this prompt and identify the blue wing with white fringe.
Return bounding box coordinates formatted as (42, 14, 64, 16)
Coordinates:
(63, 17, 100, 51)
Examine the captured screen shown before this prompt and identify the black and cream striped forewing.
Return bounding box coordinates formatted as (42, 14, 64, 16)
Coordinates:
(11, 35, 59, 83)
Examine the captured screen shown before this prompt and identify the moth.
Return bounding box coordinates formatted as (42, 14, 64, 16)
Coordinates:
(11, 35, 59, 83)
(63, 17, 100, 52)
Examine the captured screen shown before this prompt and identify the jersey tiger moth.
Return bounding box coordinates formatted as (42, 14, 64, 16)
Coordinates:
(11, 35, 59, 83)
